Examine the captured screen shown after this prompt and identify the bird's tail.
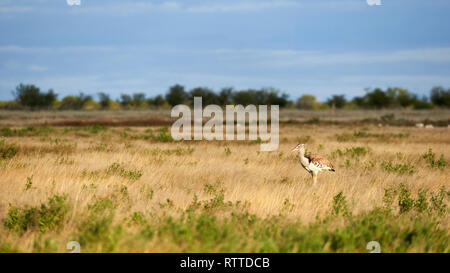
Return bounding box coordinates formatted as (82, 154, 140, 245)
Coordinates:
(330, 168, 336, 172)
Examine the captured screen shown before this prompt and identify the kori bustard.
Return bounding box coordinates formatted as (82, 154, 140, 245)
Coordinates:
(292, 143, 335, 184)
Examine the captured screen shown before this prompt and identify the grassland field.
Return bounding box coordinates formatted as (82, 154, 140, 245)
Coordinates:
(0, 109, 449, 252)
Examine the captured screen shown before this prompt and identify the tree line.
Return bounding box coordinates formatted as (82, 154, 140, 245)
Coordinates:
(1, 83, 449, 110)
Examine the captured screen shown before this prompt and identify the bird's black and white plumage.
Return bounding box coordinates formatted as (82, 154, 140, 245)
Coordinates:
(292, 143, 335, 183)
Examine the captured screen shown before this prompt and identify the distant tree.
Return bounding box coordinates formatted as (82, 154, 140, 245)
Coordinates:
(59, 93, 92, 110)
(326, 95, 346, 108)
(352, 96, 366, 108)
(132, 93, 146, 107)
(412, 96, 433, 109)
(365, 88, 391, 109)
(352, 87, 438, 109)
(263, 88, 290, 107)
(119, 93, 146, 108)
(120, 94, 133, 107)
(147, 95, 167, 108)
(230, 88, 287, 106)
(430, 86, 450, 107)
(165, 84, 188, 106)
(296, 94, 317, 109)
(98, 92, 111, 109)
(232, 90, 258, 105)
(153, 95, 166, 107)
(189, 87, 220, 105)
(13, 83, 57, 109)
(392, 88, 416, 108)
(218, 87, 233, 105)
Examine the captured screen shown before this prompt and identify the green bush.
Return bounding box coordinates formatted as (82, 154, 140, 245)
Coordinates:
(430, 187, 448, 215)
(381, 161, 415, 175)
(398, 183, 414, 213)
(383, 184, 448, 215)
(0, 140, 18, 160)
(0, 126, 55, 137)
(104, 162, 143, 181)
(422, 148, 448, 169)
(77, 196, 124, 252)
(331, 146, 370, 159)
(3, 194, 69, 233)
(332, 192, 350, 216)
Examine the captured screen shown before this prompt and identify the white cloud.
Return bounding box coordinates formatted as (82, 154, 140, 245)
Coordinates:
(0, 45, 115, 54)
(27, 64, 48, 72)
(0, 6, 33, 14)
(185, 1, 300, 13)
(69, 1, 182, 15)
(192, 47, 450, 67)
(68, 0, 301, 15)
(3, 45, 450, 67)
(0, 45, 49, 53)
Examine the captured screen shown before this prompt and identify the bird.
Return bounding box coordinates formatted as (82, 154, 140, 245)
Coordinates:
(292, 143, 335, 184)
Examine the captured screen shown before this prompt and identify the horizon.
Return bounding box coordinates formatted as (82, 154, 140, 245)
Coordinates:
(1, 0, 450, 101)
(2, 83, 442, 103)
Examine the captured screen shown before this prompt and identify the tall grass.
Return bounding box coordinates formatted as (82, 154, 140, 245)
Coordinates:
(0, 123, 448, 252)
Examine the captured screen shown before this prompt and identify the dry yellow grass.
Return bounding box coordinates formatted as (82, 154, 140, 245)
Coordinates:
(0, 122, 448, 252)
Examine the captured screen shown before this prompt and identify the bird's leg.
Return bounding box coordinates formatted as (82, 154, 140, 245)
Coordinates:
(312, 171, 318, 184)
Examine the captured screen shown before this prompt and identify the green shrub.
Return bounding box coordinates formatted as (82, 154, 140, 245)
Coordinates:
(381, 161, 415, 175)
(77, 214, 123, 252)
(77, 196, 123, 252)
(129, 211, 147, 226)
(331, 146, 370, 159)
(104, 162, 143, 181)
(383, 183, 448, 215)
(150, 147, 194, 156)
(430, 187, 448, 215)
(422, 148, 448, 169)
(335, 131, 410, 142)
(155, 126, 172, 142)
(87, 196, 117, 214)
(0, 140, 18, 160)
(82, 125, 108, 134)
(120, 169, 143, 181)
(383, 187, 397, 210)
(414, 190, 429, 213)
(0, 126, 55, 137)
(398, 183, 414, 213)
(3, 194, 69, 233)
(332, 192, 350, 216)
(202, 182, 231, 210)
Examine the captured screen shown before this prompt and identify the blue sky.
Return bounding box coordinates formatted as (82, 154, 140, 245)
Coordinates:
(1, 0, 450, 101)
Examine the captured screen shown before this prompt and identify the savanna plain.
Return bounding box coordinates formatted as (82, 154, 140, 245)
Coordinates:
(0, 110, 449, 252)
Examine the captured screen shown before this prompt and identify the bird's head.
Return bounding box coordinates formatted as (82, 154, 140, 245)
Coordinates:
(291, 143, 305, 151)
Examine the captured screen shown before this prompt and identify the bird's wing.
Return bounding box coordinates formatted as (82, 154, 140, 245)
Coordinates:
(305, 154, 334, 169)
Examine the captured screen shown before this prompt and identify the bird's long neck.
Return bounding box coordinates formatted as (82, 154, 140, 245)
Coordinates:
(298, 147, 306, 159)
